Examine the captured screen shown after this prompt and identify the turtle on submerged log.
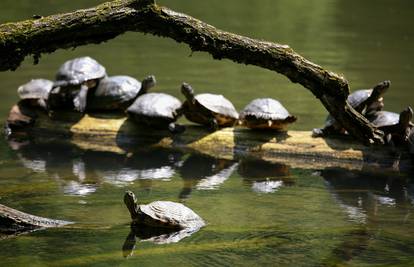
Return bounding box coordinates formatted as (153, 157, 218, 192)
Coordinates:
(124, 190, 205, 230)
(0, 204, 72, 234)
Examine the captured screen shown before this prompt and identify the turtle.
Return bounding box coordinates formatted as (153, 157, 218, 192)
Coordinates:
(367, 107, 413, 146)
(87, 75, 156, 111)
(239, 98, 297, 130)
(178, 82, 239, 130)
(48, 56, 107, 113)
(17, 79, 53, 110)
(123, 190, 206, 230)
(313, 80, 391, 137)
(126, 92, 185, 133)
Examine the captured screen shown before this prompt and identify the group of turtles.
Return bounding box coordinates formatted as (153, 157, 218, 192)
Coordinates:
(16, 56, 298, 134)
(15, 56, 414, 152)
(313, 80, 413, 151)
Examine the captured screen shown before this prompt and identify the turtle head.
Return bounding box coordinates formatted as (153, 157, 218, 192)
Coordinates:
(399, 106, 413, 128)
(181, 82, 195, 101)
(141, 75, 156, 94)
(372, 80, 391, 97)
(124, 190, 138, 219)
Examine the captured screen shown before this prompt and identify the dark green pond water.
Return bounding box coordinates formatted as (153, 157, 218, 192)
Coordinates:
(1, 1, 414, 266)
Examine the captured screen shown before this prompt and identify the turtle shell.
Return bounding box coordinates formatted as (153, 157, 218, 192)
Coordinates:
(240, 98, 292, 120)
(127, 93, 181, 119)
(368, 111, 399, 128)
(347, 89, 372, 108)
(88, 76, 142, 110)
(195, 93, 239, 119)
(17, 79, 53, 100)
(54, 56, 106, 87)
(138, 201, 205, 229)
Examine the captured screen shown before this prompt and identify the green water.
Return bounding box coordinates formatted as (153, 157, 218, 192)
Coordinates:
(1, 0, 414, 266)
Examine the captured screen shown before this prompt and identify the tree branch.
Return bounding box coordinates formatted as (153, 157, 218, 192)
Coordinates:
(0, 0, 383, 144)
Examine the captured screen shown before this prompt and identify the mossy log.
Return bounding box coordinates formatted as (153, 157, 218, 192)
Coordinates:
(0, 0, 382, 144)
(7, 106, 409, 171)
(0, 204, 72, 234)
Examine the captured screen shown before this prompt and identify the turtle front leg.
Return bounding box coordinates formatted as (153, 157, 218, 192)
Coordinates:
(74, 84, 89, 113)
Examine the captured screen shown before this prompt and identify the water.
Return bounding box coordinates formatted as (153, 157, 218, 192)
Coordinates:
(0, 0, 414, 266)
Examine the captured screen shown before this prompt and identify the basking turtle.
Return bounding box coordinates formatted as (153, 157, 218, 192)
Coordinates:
(48, 56, 107, 113)
(17, 79, 53, 109)
(367, 107, 413, 146)
(126, 93, 184, 133)
(123, 190, 205, 230)
(178, 82, 239, 130)
(88, 75, 156, 111)
(313, 80, 390, 137)
(240, 98, 297, 130)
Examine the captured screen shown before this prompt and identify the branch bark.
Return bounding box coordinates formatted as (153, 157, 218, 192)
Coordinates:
(0, 0, 383, 144)
(0, 204, 72, 234)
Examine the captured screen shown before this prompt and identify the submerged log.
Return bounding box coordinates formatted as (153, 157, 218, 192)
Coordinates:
(0, 0, 382, 144)
(0, 204, 72, 234)
(6, 107, 410, 171)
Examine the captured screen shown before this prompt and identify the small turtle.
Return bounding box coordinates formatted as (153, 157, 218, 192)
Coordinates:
(127, 93, 184, 133)
(17, 79, 53, 109)
(48, 56, 107, 113)
(88, 75, 156, 111)
(178, 83, 239, 130)
(313, 80, 390, 136)
(367, 107, 413, 146)
(240, 98, 297, 130)
(123, 190, 205, 230)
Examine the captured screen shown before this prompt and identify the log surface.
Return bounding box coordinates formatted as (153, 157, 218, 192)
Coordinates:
(11, 109, 408, 171)
(0, 204, 72, 234)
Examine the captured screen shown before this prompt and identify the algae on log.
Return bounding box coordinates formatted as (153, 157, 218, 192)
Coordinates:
(0, 0, 383, 144)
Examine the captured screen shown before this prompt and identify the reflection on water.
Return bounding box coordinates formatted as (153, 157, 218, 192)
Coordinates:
(321, 168, 414, 265)
(122, 225, 203, 258)
(178, 154, 237, 199)
(238, 158, 293, 194)
(3, 138, 414, 265)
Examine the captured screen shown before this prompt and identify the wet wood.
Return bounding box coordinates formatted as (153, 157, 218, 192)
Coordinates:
(0, 0, 382, 144)
(0, 204, 72, 234)
(10, 109, 409, 171)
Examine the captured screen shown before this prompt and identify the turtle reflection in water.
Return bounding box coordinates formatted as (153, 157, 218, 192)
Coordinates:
(178, 153, 238, 199)
(238, 158, 293, 194)
(122, 190, 205, 257)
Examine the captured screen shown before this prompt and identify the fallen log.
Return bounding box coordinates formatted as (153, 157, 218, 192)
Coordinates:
(6, 106, 410, 171)
(0, 0, 382, 144)
(0, 204, 72, 234)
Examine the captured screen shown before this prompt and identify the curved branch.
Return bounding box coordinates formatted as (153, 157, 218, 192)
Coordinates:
(0, 0, 383, 143)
